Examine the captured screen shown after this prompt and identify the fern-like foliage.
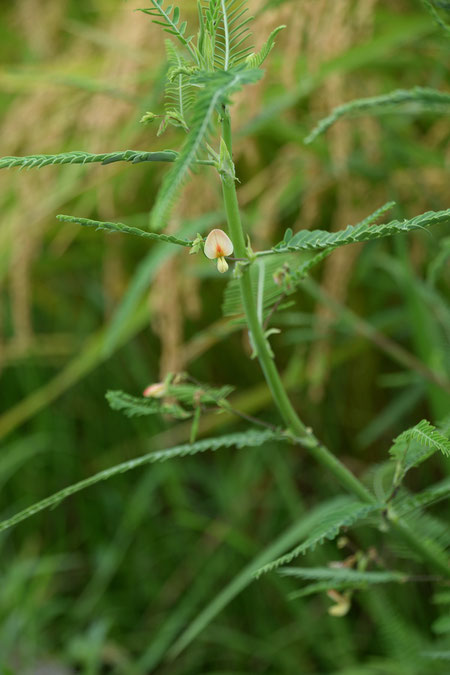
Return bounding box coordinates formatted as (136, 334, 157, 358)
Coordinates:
(0, 429, 283, 536)
(305, 87, 450, 144)
(139, 1, 198, 60)
(390, 419, 450, 480)
(254, 498, 379, 578)
(106, 390, 192, 420)
(268, 208, 450, 254)
(159, 40, 197, 135)
(394, 420, 450, 458)
(106, 382, 235, 421)
(229, 205, 392, 320)
(223, 254, 295, 318)
(397, 509, 450, 564)
(245, 25, 285, 68)
(222, 250, 339, 331)
(150, 67, 262, 229)
(56, 215, 193, 247)
(396, 477, 450, 516)
(280, 566, 408, 600)
(205, 0, 254, 70)
(0, 149, 178, 170)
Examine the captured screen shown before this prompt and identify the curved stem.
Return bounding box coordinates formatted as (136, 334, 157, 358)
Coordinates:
(220, 109, 449, 577)
(220, 111, 372, 503)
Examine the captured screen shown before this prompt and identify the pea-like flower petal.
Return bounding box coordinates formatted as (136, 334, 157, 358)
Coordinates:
(204, 229, 233, 260)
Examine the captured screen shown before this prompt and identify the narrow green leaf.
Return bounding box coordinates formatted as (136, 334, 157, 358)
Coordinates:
(396, 477, 450, 515)
(268, 208, 450, 253)
(170, 496, 358, 658)
(0, 149, 178, 170)
(106, 390, 191, 420)
(139, 1, 197, 60)
(162, 40, 196, 132)
(56, 215, 193, 247)
(390, 419, 450, 478)
(0, 430, 283, 535)
(305, 87, 450, 144)
(150, 68, 262, 229)
(245, 25, 285, 68)
(280, 566, 408, 583)
(255, 499, 379, 577)
(281, 566, 408, 599)
(207, 0, 254, 69)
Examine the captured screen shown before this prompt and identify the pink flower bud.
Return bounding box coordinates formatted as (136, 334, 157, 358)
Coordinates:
(143, 382, 166, 398)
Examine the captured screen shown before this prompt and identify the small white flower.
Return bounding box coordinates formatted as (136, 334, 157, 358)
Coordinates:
(204, 229, 233, 273)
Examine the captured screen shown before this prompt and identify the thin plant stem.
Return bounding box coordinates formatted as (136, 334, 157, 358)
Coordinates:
(184, 374, 279, 432)
(220, 108, 450, 578)
(220, 110, 372, 503)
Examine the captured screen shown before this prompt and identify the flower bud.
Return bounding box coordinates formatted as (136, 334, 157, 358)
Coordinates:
(143, 382, 166, 398)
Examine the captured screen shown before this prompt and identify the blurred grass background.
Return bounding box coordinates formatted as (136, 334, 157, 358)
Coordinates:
(0, 0, 449, 672)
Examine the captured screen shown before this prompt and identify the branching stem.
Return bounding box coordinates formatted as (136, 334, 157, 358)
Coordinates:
(220, 108, 450, 578)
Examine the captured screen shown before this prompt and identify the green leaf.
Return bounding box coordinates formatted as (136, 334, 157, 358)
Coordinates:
(162, 40, 196, 132)
(399, 419, 450, 457)
(169, 496, 366, 658)
(280, 566, 408, 600)
(280, 566, 408, 583)
(0, 149, 178, 170)
(254, 498, 379, 577)
(205, 0, 254, 70)
(150, 67, 262, 229)
(305, 87, 450, 144)
(56, 215, 193, 247)
(389, 419, 450, 479)
(222, 254, 295, 318)
(269, 207, 450, 253)
(106, 390, 191, 420)
(245, 25, 285, 68)
(222, 250, 330, 327)
(397, 509, 450, 564)
(227, 205, 402, 321)
(106, 382, 235, 422)
(396, 476, 450, 515)
(0, 429, 283, 536)
(139, 1, 198, 60)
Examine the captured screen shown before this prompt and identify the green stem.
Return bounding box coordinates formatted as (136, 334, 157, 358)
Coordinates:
(219, 110, 449, 577)
(220, 111, 371, 504)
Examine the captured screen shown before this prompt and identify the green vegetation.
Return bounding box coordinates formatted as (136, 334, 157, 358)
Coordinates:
(0, 0, 449, 672)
